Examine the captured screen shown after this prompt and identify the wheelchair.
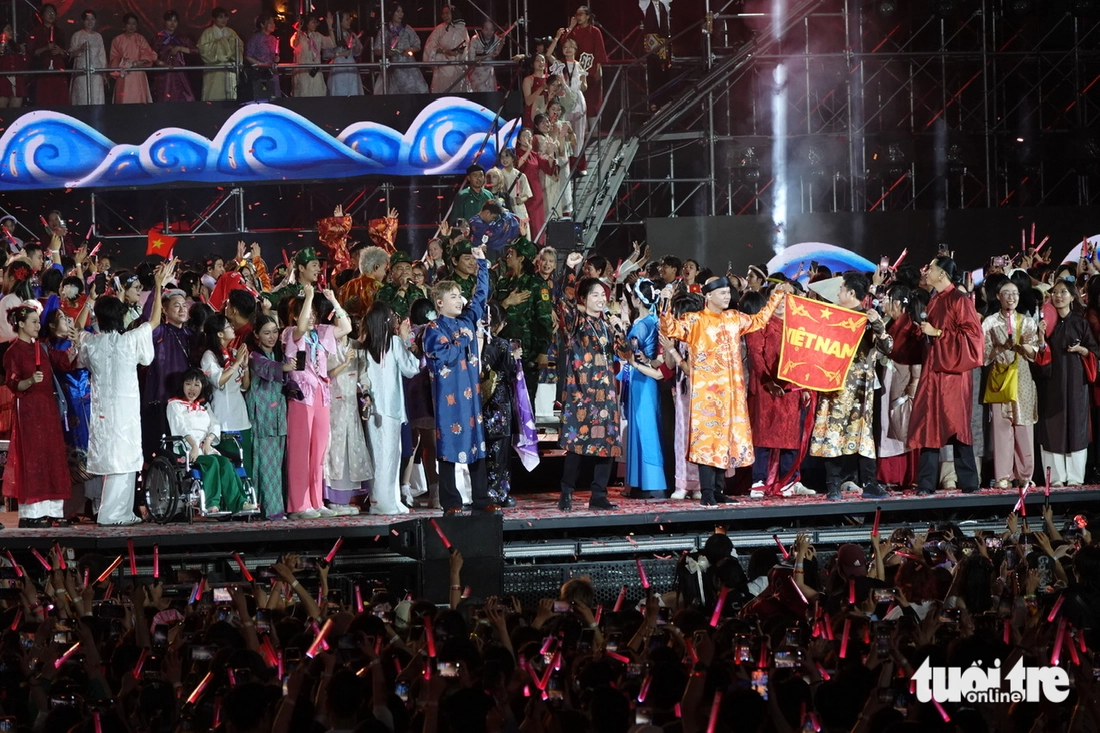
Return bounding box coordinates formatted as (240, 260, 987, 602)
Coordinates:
(143, 432, 261, 524)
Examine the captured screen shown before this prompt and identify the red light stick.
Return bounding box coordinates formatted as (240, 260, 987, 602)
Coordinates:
(39, 215, 48, 229)
(93, 712, 102, 733)
(839, 618, 851, 659)
(1081, 631, 1089, 654)
(232, 553, 253, 582)
(594, 604, 602, 625)
(196, 576, 206, 600)
(613, 584, 627, 612)
(355, 584, 364, 613)
(932, 698, 951, 723)
(4, 551, 21, 577)
(1021, 229, 1026, 251)
(1031, 222, 1036, 246)
(638, 675, 652, 703)
(325, 537, 343, 564)
(1067, 630, 1081, 665)
(539, 636, 553, 655)
(424, 616, 437, 658)
(605, 650, 631, 664)
(53, 543, 66, 570)
(848, 578, 856, 605)
(428, 519, 452, 549)
(891, 248, 908, 270)
(705, 691, 723, 733)
(132, 648, 148, 678)
(1014, 483, 1029, 516)
(30, 547, 51, 572)
(33, 339, 38, 368)
(636, 558, 650, 589)
(1047, 594, 1066, 623)
(816, 662, 831, 681)
(872, 507, 881, 537)
(127, 540, 137, 576)
(87, 241, 101, 259)
(823, 613, 835, 640)
(1046, 466, 1052, 492)
(675, 703, 682, 719)
(187, 582, 200, 605)
(709, 586, 729, 627)
(758, 637, 768, 669)
(104, 582, 113, 600)
(153, 546, 159, 579)
(96, 556, 123, 583)
(539, 652, 560, 689)
(305, 618, 334, 658)
(227, 669, 236, 687)
(526, 665, 544, 690)
(186, 672, 213, 705)
(1038, 235, 1051, 251)
(1004, 618, 1011, 645)
(773, 534, 789, 559)
(8, 609, 20, 631)
(685, 636, 699, 663)
(1051, 617, 1067, 665)
(54, 641, 81, 669)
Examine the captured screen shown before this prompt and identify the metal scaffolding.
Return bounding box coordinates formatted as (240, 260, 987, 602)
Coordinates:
(590, 0, 1100, 246)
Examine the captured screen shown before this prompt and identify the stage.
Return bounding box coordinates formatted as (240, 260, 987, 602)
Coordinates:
(1, 484, 1094, 606)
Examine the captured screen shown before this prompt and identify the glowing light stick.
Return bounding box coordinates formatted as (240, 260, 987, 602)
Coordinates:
(325, 537, 344, 563)
(305, 618, 334, 658)
(96, 556, 122, 583)
(428, 519, 452, 549)
(232, 553, 253, 582)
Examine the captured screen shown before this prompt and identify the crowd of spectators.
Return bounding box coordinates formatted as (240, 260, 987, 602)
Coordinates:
(0, 506, 1095, 732)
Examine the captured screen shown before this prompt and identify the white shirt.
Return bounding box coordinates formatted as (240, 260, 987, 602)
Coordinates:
(201, 350, 252, 431)
(166, 398, 222, 451)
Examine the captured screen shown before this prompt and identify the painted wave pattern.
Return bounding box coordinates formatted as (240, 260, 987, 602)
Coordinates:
(0, 97, 521, 190)
(766, 242, 876, 283)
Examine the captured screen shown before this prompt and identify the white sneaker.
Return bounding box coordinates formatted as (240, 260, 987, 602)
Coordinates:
(840, 481, 863, 495)
(751, 481, 765, 489)
(289, 509, 321, 520)
(749, 489, 765, 499)
(315, 507, 337, 518)
(326, 503, 359, 516)
(781, 481, 816, 497)
(239, 502, 259, 512)
(401, 485, 415, 504)
(670, 489, 688, 500)
(691, 490, 702, 501)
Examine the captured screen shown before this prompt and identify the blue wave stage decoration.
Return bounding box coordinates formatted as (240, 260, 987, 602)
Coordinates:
(766, 242, 877, 283)
(0, 97, 520, 190)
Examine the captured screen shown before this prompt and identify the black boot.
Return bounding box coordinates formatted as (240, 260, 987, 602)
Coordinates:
(588, 492, 618, 510)
(558, 492, 573, 512)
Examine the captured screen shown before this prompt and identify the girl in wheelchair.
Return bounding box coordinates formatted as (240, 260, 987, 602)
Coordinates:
(166, 368, 248, 515)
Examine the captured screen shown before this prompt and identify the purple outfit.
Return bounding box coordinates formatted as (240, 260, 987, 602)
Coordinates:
(154, 30, 196, 102)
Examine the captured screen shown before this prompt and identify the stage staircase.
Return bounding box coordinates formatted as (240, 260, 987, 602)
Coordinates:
(568, 0, 826, 252)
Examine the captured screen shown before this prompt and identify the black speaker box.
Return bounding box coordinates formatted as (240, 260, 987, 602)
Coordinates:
(545, 219, 578, 250)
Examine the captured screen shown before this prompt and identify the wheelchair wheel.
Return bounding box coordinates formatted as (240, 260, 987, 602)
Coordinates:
(144, 456, 180, 524)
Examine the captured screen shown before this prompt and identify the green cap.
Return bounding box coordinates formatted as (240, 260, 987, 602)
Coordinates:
(509, 237, 537, 263)
(294, 247, 327, 266)
(390, 250, 412, 266)
(449, 239, 473, 260)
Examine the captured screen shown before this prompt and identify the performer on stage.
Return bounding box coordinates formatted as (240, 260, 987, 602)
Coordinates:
(745, 285, 817, 498)
(198, 7, 242, 102)
(660, 275, 792, 505)
(424, 4, 470, 94)
(808, 273, 891, 501)
(622, 279, 668, 498)
(891, 256, 984, 495)
(557, 253, 624, 511)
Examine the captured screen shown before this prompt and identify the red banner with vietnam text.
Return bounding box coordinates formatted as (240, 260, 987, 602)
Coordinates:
(778, 294, 867, 392)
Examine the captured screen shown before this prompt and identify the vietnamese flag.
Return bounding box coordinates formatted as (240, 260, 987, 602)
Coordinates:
(146, 229, 177, 259)
(778, 294, 867, 392)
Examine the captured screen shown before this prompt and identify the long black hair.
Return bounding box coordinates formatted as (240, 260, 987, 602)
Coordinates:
(248, 314, 283, 358)
(360, 301, 396, 364)
(202, 313, 232, 361)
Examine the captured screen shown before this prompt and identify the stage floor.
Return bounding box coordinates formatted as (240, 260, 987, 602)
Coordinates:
(1, 484, 1096, 549)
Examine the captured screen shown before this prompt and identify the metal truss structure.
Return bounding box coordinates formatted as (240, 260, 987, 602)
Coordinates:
(585, 0, 1100, 248)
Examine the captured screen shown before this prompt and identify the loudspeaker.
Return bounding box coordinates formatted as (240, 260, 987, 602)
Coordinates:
(389, 515, 504, 603)
(545, 219, 578, 250)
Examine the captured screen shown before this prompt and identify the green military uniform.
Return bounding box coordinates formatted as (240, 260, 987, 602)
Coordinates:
(374, 250, 425, 318)
(445, 240, 478, 299)
(453, 186, 494, 222)
(376, 282, 427, 318)
(261, 247, 324, 308)
(491, 238, 553, 364)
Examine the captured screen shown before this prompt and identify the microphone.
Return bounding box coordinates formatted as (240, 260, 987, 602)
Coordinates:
(919, 311, 930, 344)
